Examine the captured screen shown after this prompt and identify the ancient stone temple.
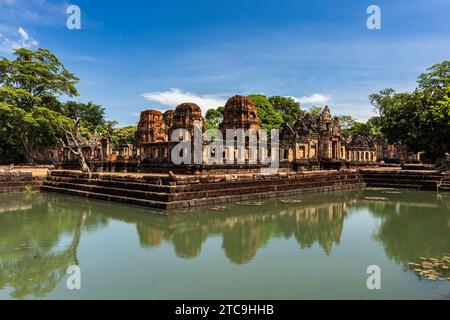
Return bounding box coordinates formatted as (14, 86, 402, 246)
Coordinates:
(47, 96, 427, 209)
(280, 111, 319, 165)
(219, 95, 260, 132)
(135, 110, 167, 162)
(375, 139, 420, 163)
(136, 110, 166, 145)
(317, 106, 343, 162)
(58, 95, 418, 173)
(133, 101, 391, 171)
(279, 107, 346, 169)
(170, 103, 204, 138)
(60, 132, 113, 169)
(346, 135, 377, 163)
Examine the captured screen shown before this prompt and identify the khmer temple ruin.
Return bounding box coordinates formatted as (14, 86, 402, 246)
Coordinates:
(55, 95, 418, 173)
(36, 94, 430, 209)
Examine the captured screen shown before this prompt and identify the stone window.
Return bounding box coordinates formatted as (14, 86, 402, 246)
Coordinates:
(298, 146, 306, 158)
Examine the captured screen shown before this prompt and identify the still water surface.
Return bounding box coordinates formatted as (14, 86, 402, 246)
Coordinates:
(0, 189, 449, 299)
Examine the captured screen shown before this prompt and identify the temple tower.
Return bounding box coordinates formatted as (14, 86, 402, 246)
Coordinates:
(219, 95, 260, 132)
(136, 110, 166, 147)
(170, 103, 204, 139)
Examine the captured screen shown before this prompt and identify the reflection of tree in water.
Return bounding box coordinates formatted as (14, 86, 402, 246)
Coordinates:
(0, 194, 105, 298)
(291, 204, 345, 255)
(366, 192, 450, 269)
(6, 189, 447, 297)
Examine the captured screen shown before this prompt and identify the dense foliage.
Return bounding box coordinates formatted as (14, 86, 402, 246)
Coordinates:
(0, 48, 109, 163)
(205, 107, 224, 130)
(247, 94, 284, 130)
(268, 96, 300, 125)
(2, 47, 448, 164)
(369, 61, 450, 159)
(111, 126, 137, 148)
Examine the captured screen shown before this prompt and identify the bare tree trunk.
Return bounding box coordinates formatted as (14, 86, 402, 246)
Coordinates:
(59, 119, 91, 177)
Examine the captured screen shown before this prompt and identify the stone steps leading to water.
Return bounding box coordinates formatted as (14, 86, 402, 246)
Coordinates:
(439, 175, 450, 191)
(42, 170, 365, 210)
(360, 170, 442, 191)
(40, 185, 175, 210)
(0, 172, 43, 193)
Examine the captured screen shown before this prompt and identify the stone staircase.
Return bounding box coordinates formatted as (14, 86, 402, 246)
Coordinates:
(360, 170, 442, 190)
(41, 170, 365, 210)
(0, 172, 43, 193)
(438, 173, 450, 191)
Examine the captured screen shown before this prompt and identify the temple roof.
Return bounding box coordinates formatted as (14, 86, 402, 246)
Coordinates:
(174, 102, 202, 114)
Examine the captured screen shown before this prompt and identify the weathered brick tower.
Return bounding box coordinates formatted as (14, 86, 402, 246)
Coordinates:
(219, 95, 260, 132)
(136, 110, 166, 147)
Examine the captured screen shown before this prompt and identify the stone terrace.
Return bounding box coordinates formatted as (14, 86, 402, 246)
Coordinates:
(41, 170, 365, 211)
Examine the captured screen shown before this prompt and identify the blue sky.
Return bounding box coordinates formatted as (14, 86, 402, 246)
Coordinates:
(0, 0, 449, 126)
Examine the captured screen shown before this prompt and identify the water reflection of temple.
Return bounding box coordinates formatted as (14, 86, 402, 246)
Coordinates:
(131, 194, 349, 263)
(2, 190, 449, 298)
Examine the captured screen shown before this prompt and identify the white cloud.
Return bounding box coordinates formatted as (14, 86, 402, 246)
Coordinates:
(0, 0, 66, 26)
(0, 26, 38, 53)
(17, 27, 29, 40)
(293, 93, 331, 106)
(142, 88, 226, 114)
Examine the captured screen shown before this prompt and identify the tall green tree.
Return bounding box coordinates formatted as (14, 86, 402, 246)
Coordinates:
(337, 115, 355, 130)
(370, 61, 450, 159)
(247, 94, 283, 130)
(112, 126, 137, 148)
(307, 106, 323, 120)
(268, 96, 301, 125)
(63, 101, 106, 131)
(0, 48, 79, 111)
(431, 88, 450, 155)
(417, 61, 450, 99)
(369, 88, 396, 121)
(0, 48, 105, 163)
(0, 102, 72, 163)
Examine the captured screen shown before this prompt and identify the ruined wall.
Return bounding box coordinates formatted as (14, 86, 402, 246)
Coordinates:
(0, 172, 42, 193)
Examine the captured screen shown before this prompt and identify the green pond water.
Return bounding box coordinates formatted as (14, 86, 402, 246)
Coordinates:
(0, 189, 449, 300)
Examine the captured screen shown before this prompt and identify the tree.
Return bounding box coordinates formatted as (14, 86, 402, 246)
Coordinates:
(307, 106, 322, 120)
(0, 102, 27, 162)
(369, 61, 450, 160)
(0, 48, 79, 111)
(0, 48, 109, 164)
(0, 48, 80, 163)
(431, 88, 450, 155)
(59, 119, 91, 173)
(337, 115, 355, 130)
(369, 88, 396, 121)
(112, 126, 137, 148)
(205, 107, 224, 130)
(63, 101, 106, 131)
(417, 60, 450, 99)
(247, 94, 283, 130)
(0, 102, 72, 163)
(268, 96, 301, 125)
(349, 122, 373, 136)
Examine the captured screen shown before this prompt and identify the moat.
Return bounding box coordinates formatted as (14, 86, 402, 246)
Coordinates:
(1, 189, 449, 300)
